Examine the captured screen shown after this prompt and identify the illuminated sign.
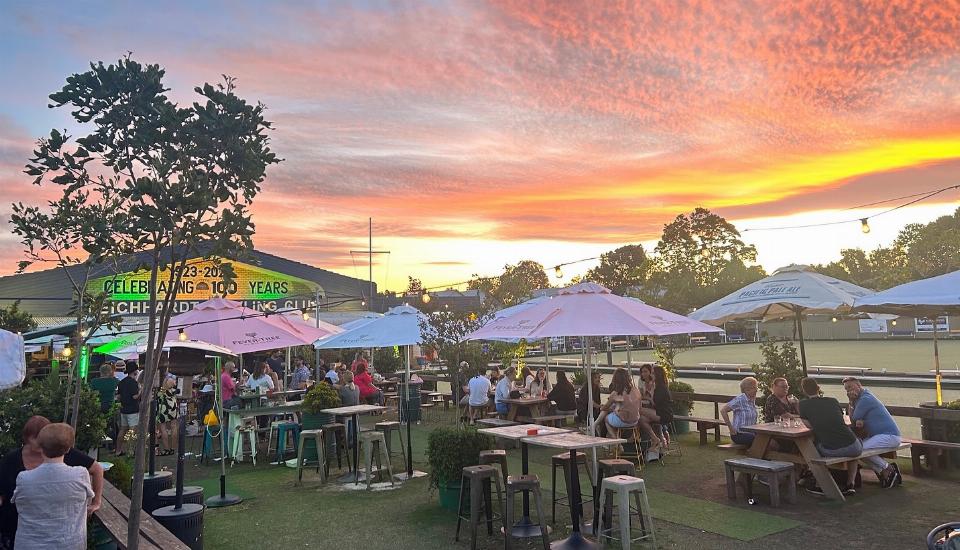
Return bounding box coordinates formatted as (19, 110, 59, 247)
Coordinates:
(78, 346, 90, 378)
(88, 258, 323, 315)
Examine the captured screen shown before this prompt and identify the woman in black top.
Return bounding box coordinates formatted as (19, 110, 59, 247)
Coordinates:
(636, 366, 672, 447)
(0, 416, 104, 548)
(547, 372, 577, 413)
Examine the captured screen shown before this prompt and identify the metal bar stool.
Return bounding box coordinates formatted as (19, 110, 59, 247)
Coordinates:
(360, 431, 395, 489)
(597, 475, 656, 549)
(455, 465, 505, 550)
(593, 458, 636, 535)
(294, 429, 326, 485)
(504, 474, 550, 550)
(551, 451, 594, 524)
(609, 424, 645, 466)
(322, 422, 347, 470)
(267, 420, 301, 464)
(478, 449, 509, 484)
(375, 421, 406, 466)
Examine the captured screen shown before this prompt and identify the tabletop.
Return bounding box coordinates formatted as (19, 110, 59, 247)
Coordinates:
(477, 424, 571, 440)
(522, 432, 626, 450)
(499, 396, 550, 406)
(235, 400, 305, 416)
(320, 404, 386, 416)
(743, 416, 851, 439)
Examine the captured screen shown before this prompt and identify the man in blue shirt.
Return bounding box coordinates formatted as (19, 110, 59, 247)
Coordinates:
(494, 367, 516, 416)
(844, 377, 902, 488)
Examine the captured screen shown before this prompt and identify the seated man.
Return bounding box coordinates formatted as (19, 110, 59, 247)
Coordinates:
(798, 377, 860, 496)
(494, 367, 516, 416)
(466, 365, 492, 423)
(844, 377, 902, 488)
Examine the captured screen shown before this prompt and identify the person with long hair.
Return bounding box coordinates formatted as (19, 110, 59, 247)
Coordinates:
(637, 366, 672, 448)
(637, 364, 655, 406)
(246, 361, 275, 393)
(529, 368, 551, 397)
(155, 377, 180, 456)
(603, 368, 662, 452)
(548, 371, 577, 414)
(354, 363, 384, 406)
(520, 366, 535, 393)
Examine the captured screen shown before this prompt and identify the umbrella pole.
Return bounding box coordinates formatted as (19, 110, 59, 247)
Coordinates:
(585, 337, 598, 478)
(794, 310, 808, 375)
(934, 321, 943, 406)
(207, 355, 241, 507)
(406, 345, 413, 476)
(543, 338, 549, 382)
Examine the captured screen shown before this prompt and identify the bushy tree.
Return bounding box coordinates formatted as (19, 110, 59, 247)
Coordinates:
(751, 340, 805, 409)
(468, 260, 549, 307)
(0, 301, 37, 334)
(584, 244, 649, 295)
(0, 376, 104, 456)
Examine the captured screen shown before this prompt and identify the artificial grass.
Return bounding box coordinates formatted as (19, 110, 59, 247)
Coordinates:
(646, 488, 802, 541)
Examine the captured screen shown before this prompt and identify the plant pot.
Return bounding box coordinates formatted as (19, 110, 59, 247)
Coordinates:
(301, 412, 336, 461)
(90, 521, 117, 550)
(671, 404, 691, 434)
(437, 480, 462, 512)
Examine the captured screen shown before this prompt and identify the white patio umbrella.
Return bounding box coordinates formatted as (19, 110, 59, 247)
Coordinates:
(853, 269, 960, 405)
(689, 264, 877, 374)
(466, 282, 723, 468)
(314, 304, 430, 479)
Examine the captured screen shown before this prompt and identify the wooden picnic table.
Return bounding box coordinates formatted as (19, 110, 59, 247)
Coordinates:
(477, 424, 571, 538)
(320, 404, 386, 484)
(521, 432, 626, 550)
(741, 421, 846, 501)
(499, 395, 550, 422)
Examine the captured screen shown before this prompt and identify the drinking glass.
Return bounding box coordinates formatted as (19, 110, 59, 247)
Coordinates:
(793, 417, 803, 428)
(774, 415, 782, 427)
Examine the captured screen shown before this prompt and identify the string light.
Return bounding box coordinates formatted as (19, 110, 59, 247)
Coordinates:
(554, 266, 563, 278)
(831, 317, 838, 323)
(62, 346, 72, 358)
(301, 310, 310, 321)
(860, 218, 871, 234)
(891, 320, 897, 326)
(421, 293, 431, 304)
(178, 328, 187, 341)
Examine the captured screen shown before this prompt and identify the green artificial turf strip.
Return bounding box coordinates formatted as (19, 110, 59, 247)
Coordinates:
(646, 488, 802, 541)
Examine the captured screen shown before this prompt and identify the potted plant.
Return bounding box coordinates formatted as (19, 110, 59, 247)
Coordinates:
(427, 427, 493, 512)
(301, 383, 342, 459)
(668, 380, 695, 434)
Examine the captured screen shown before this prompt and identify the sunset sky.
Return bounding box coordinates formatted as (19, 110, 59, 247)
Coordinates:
(1, 1, 959, 292)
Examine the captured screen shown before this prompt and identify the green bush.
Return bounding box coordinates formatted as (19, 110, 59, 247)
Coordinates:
(303, 382, 341, 414)
(426, 427, 492, 491)
(372, 346, 403, 376)
(0, 376, 106, 456)
(751, 340, 804, 409)
(668, 380, 695, 414)
(104, 455, 133, 496)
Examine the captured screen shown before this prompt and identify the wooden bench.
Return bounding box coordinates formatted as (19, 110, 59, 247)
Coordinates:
(809, 443, 911, 469)
(94, 481, 189, 550)
(717, 443, 748, 453)
(902, 437, 960, 476)
(529, 414, 577, 428)
(689, 336, 709, 345)
(724, 457, 797, 507)
(674, 415, 726, 446)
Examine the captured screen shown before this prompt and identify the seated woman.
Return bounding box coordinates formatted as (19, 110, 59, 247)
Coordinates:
(719, 376, 759, 446)
(637, 363, 655, 406)
(763, 377, 799, 422)
(576, 372, 602, 425)
(603, 368, 663, 453)
(520, 367, 535, 393)
(338, 371, 360, 406)
(547, 371, 577, 414)
(529, 368, 551, 397)
(354, 363, 384, 406)
(246, 361, 275, 394)
(636, 366, 672, 448)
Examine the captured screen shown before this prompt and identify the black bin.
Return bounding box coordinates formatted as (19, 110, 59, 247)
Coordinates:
(153, 503, 204, 550)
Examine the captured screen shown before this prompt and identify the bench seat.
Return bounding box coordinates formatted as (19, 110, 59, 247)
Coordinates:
(674, 415, 726, 446)
(809, 443, 911, 467)
(94, 481, 189, 550)
(902, 437, 960, 476)
(717, 443, 748, 452)
(529, 414, 576, 428)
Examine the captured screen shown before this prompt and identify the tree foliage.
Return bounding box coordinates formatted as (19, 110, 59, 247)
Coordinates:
(583, 244, 649, 295)
(19, 56, 279, 549)
(0, 301, 37, 334)
(751, 340, 805, 408)
(468, 260, 549, 307)
(0, 376, 105, 456)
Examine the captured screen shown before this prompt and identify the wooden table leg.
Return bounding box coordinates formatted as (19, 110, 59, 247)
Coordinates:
(746, 433, 773, 459)
(507, 405, 518, 422)
(795, 437, 845, 501)
(769, 473, 781, 507)
(725, 464, 737, 500)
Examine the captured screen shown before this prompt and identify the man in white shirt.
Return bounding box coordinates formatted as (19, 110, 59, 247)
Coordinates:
(466, 365, 492, 424)
(494, 366, 516, 417)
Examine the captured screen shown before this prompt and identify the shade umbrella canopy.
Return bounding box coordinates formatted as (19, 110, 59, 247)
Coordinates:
(689, 264, 876, 324)
(314, 305, 428, 348)
(852, 269, 960, 316)
(278, 309, 345, 336)
(466, 282, 722, 341)
(164, 297, 332, 354)
(97, 338, 236, 357)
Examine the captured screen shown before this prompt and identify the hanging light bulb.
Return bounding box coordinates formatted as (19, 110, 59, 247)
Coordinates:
(554, 266, 563, 278)
(80, 328, 90, 338)
(361, 300, 366, 307)
(62, 346, 73, 358)
(860, 218, 871, 234)
(422, 292, 431, 304)
(301, 310, 310, 321)
(831, 317, 838, 323)
(701, 247, 711, 258)
(178, 328, 188, 342)
(891, 320, 897, 326)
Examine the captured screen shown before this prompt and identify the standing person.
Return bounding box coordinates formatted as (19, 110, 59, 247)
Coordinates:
(112, 359, 127, 381)
(798, 378, 860, 496)
(0, 417, 103, 549)
(220, 361, 240, 409)
(350, 351, 369, 374)
(290, 358, 312, 391)
(11, 423, 94, 550)
(354, 363, 383, 405)
(547, 372, 577, 414)
(466, 365, 492, 423)
(719, 376, 759, 446)
(763, 377, 800, 422)
(843, 377, 902, 487)
(494, 366, 516, 416)
(266, 350, 284, 379)
(90, 363, 118, 413)
(155, 377, 179, 456)
(115, 362, 141, 457)
(529, 368, 551, 397)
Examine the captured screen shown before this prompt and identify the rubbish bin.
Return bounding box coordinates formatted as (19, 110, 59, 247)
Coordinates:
(401, 382, 422, 423)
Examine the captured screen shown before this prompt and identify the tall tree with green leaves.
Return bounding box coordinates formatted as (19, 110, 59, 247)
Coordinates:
(21, 56, 279, 549)
(469, 260, 549, 307)
(0, 301, 37, 334)
(583, 244, 649, 295)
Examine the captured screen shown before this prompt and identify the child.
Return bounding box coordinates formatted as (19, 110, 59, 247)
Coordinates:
(12, 423, 93, 550)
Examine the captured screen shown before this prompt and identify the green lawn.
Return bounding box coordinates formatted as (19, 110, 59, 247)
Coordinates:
(171, 410, 960, 550)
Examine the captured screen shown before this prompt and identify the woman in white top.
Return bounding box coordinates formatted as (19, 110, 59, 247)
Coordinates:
(246, 361, 275, 393)
(520, 367, 535, 393)
(529, 368, 551, 397)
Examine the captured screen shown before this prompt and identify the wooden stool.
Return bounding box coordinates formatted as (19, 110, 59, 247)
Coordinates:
(609, 424, 645, 466)
(360, 431, 395, 489)
(375, 421, 406, 465)
(724, 457, 796, 507)
(478, 449, 508, 484)
(504, 474, 550, 550)
(593, 459, 636, 533)
(597, 475, 656, 549)
(322, 423, 347, 470)
(455, 465, 505, 550)
(551, 451, 594, 524)
(295, 429, 326, 485)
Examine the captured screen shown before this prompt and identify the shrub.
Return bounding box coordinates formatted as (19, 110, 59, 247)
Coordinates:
(668, 380, 695, 414)
(654, 340, 689, 381)
(426, 427, 492, 491)
(302, 382, 341, 414)
(372, 346, 403, 376)
(751, 340, 805, 409)
(0, 376, 106, 456)
(104, 455, 133, 496)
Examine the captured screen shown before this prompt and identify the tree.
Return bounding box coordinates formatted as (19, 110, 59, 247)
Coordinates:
(752, 340, 804, 410)
(0, 301, 37, 334)
(22, 56, 279, 549)
(645, 208, 765, 312)
(405, 276, 425, 295)
(469, 260, 549, 307)
(583, 244, 649, 295)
